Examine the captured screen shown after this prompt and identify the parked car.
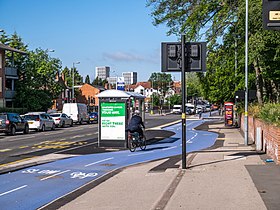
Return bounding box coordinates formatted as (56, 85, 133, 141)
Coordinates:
(24, 112, 55, 131)
(88, 112, 98, 123)
(62, 103, 89, 124)
(50, 113, 73, 127)
(0, 113, 29, 135)
(185, 103, 195, 114)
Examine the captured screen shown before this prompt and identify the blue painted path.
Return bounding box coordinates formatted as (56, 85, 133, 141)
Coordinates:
(0, 118, 218, 210)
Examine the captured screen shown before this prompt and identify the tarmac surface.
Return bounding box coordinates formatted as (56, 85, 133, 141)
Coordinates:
(40, 116, 280, 210)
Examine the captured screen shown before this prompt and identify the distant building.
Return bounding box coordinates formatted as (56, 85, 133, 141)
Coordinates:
(95, 66, 110, 81)
(107, 76, 117, 85)
(122, 72, 137, 85)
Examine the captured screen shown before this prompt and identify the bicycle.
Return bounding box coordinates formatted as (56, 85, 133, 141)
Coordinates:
(128, 131, 146, 152)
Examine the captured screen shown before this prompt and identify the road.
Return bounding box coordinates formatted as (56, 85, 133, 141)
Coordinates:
(0, 113, 219, 210)
(0, 114, 181, 170)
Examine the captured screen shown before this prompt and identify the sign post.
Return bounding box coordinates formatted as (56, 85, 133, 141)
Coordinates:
(161, 38, 206, 169)
(181, 35, 187, 169)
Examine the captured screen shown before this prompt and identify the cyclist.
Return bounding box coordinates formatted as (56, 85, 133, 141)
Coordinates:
(127, 110, 145, 138)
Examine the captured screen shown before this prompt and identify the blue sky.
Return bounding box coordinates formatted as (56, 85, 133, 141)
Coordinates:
(0, 0, 181, 82)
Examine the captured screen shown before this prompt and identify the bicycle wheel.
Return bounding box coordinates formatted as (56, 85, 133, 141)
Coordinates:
(128, 138, 137, 152)
(139, 136, 146, 150)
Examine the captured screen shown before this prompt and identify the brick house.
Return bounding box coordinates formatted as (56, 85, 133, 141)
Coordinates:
(76, 83, 106, 111)
(51, 72, 68, 111)
(0, 43, 26, 108)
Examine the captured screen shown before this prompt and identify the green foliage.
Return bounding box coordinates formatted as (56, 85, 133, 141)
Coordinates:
(85, 75, 91, 84)
(256, 103, 280, 127)
(169, 94, 182, 106)
(147, 0, 280, 105)
(151, 93, 160, 107)
(0, 107, 28, 115)
(148, 72, 172, 95)
(92, 77, 107, 86)
(15, 89, 53, 112)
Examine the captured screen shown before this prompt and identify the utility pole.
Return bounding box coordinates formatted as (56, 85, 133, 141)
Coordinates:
(181, 35, 187, 169)
(245, 0, 249, 145)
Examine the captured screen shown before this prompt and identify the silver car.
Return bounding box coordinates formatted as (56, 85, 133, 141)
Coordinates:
(50, 113, 73, 127)
(24, 112, 55, 131)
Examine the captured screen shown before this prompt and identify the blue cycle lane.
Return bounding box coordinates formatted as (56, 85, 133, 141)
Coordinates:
(0, 118, 218, 210)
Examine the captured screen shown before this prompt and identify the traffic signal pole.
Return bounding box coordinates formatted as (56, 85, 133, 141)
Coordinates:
(181, 35, 187, 169)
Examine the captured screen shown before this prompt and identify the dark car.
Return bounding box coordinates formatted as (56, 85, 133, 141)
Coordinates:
(88, 112, 98, 123)
(0, 113, 29, 135)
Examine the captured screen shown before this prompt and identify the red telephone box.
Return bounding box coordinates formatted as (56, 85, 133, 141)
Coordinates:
(224, 102, 234, 126)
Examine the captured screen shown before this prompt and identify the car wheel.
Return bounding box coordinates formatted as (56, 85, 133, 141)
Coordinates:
(10, 126, 16, 136)
(23, 125, 29, 134)
(41, 125, 45, 132)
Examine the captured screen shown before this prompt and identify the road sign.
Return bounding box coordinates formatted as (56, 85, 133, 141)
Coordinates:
(263, 0, 280, 30)
(161, 42, 206, 72)
(116, 77, 125, 91)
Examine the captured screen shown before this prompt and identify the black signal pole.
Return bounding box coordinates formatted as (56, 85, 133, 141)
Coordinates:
(181, 35, 187, 169)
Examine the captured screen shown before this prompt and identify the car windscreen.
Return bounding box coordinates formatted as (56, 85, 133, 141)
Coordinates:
(24, 115, 39, 120)
(0, 115, 7, 120)
(50, 114, 60, 117)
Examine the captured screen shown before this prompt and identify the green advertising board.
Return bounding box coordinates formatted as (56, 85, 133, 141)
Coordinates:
(100, 102, 126, 140)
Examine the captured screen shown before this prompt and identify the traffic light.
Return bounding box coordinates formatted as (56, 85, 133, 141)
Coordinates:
(263, 0, 280, 30)
(161, 42, 206, 72)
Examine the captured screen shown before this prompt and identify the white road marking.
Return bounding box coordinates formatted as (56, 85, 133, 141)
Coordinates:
(84, 157, 114, 167)
(7, 136, 35, 141)
(40, 170, 71, 181)
(0, 185, 27, 197)
(162, 146, 177, 151)
(0, 149, 12, 152)
(44, 131, 65, 135)
(70, 135, 85, 139)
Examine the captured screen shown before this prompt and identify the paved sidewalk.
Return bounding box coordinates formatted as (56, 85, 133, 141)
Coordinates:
(53, 122, 270, 210)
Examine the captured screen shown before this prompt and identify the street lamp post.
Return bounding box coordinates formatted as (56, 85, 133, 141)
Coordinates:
(72, 62, 80, 102)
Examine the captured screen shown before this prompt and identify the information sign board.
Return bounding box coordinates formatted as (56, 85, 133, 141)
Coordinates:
(100, 102, 126, 140)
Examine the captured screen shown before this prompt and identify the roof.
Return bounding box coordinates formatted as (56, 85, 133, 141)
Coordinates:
(135, 82, 151, 89)
(0, 42, 27, 54)
(97, 89, 145, 99)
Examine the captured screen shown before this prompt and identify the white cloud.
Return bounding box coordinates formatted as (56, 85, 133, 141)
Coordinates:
(103, 51, 157, 64)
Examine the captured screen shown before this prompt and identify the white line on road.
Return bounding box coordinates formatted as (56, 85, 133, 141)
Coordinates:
(44, 131, 65, 135)
(0, 185, 27, 197)
(7, 136, 35, 141)
(162, 146, 177, 151)
(85, 157, 114, 167)
(40, 170, 71, 181)
(0, 149, 12, 152)
(70, 135, 85, 139)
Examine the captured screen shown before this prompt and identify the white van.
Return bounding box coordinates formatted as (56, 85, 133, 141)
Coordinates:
(171, 105, 182, 114)
(62, 103, 89, 124)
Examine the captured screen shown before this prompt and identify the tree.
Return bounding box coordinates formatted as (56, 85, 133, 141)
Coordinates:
(15, 48, 63, 111)
(147, 0, 280, 103)
(85, 75, 91, 84)
(92, 77, 107, 87)
(148, 72, 172, 95)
